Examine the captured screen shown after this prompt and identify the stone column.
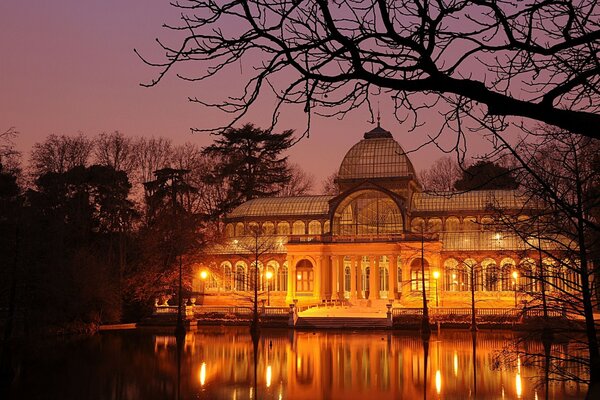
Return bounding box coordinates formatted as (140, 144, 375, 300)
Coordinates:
(331, 256, 338, 300)
(350, 256, 357, 300)
(338, 256, 345, 299)
(356, 256, 364, 299)
(369, 256, 379, 300)
(389, 254, 398, 300)
(401, 256, 411, 299)
(315, 256, 322, 302)
(286, 255, 295, 303)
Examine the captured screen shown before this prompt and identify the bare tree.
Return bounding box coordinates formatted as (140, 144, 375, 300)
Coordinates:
(94, 131, 137, 175)
(139, 0, 600, 139)
(276, 163, 314, 196)
(132, 137, 173, 186)
(321, 172, 339, 195)
(419, 156, 460, 192)
(0, 127, 21, 174)
(30, 133, 93, 176)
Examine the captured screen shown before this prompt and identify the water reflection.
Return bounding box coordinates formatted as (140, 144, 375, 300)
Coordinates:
(9, 328, 587, 399)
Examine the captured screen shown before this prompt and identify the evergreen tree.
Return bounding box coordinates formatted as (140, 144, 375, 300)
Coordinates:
(202, 124, 294, 217)
(454, 161, 518, 191)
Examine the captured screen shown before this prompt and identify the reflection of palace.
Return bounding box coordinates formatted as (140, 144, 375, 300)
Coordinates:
(196, 123, 578, 308)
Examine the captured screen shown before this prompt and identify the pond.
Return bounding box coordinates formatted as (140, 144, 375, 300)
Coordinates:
(8, 327, 588, 399)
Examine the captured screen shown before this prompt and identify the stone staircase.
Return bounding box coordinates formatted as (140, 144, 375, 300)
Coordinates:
(295, 316, 390, 329)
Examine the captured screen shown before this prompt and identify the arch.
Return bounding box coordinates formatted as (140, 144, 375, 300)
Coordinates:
(499, 258, 516, 291)
(344, 265, 351, 295)
(296, 259, 314, 292)
(277, 221, 290, 235)
(428, 217, 442, 233)
(481, 216, 494, 229)
(463, 258, 479, 291)
(293, 220, 306, 235)
(443, 258, 465, 292)
(323, 220, 331, 234)
(278, 262, 288, 292)
(542, 257, 557, 290)
(445, 216, 460, 232)
(481, 258, 498, 291)
(308, 220, 322, 235)
(463, 216, 478, 231)
(411, 217, 425, 233)
(379, 256, 389, 295)
(519, 258, 537, 292)
(234, 262, 247, 291)
(332, 189, 404, 236)
(247, 221, 259, 234)
(225, 223, 234, 238)
(221, 261, 233, 291)
(264, 260, 278, 292)
(263, 221, 275, 235)
(410, 258, 430, 291)
(235, 222, 245, 237)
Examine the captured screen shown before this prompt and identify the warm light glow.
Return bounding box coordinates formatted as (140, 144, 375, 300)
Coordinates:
(453, 351, 458, 376)
(199, 362, 206, 386)
(433, 270, 440, 279)
(266, 365, 272, 387)
(451, 273, 456, 280)
(515, 372, 522, 398)
(265, 270, 273, 280)
(200, 270, 208, 280)
(435, 369, 441, 394)
(297, 273, 302, 280)
(512, 271, 519, 280)
(494, 233, 502, 240)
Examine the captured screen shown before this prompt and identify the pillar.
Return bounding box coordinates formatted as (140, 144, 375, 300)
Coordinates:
(286, 255, 295, 303)
(350, 256, 357, 300)
(357, 256, 364, 299)
(369, 256, 380, 300)
(338, 256, 345, 299)
(315, 256, 322, 301)
(331, 256, 338, 300)
(389, 254, 398, 300)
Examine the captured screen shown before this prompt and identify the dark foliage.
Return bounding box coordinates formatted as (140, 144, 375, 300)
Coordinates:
(454, 161, 518, 191)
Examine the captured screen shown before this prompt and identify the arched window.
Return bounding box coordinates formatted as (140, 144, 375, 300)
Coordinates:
(278, 263, 288, 292)
(411, 217, 425, 232)
(499, 258, 516, 291)
(235, 222, 245, 237)
(344, 265, 351, 295)
(445, 217, 460, 232)
(519, 258, 537, 292)
(296, 259, 314, 292)
(379, 256, 389, 294)
(463, 216, 478, 231)
(221, 262, 233, 291)
(464, 258, 478, 291)
(265, 261, 278, 291)
(277, 221, 290, 235)
(361, 256, 370, 294)
(443, 258, 460, 292)
(323, 221, 331, 234)
(482, 258, 498, 291)
(293, 220, 306, 235)
(234, 263, 247, 291)
(410, 258, 429, 291)
(308, 220, 322, 235)
(263, 221, 275, 235)
(225, 224, 234, 238)
(332, 190, 404, 236)
(428, 218, 442, 232)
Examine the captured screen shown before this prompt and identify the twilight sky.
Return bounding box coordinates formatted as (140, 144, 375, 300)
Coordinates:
(1, 0, 504, 186)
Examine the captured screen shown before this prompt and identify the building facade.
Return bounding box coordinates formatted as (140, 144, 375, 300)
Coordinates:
(196, 124, 577, 308)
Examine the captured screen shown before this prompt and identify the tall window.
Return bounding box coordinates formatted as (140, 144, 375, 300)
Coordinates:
(222, 263, 232, 290)
(234, 264, 246, 291)
(278, 264, 288, 292)
(296, 259, 314, 292)
(410, 258, 429, 291)
(344, 266, 351, 294)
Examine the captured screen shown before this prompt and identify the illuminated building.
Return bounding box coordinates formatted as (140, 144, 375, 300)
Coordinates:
(195, 123, 578, 308)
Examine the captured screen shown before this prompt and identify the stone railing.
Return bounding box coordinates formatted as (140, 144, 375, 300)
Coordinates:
(391, 307, 566, 319)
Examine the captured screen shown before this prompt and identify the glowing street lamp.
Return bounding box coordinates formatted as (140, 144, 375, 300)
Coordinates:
(512, 270, 519, 307)
(433, 270, 440, 307)
(199, 270, 208, 280)
(265, 270, 274, 306)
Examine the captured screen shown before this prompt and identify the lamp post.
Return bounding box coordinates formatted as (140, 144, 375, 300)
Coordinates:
(265, 270, 273, 306)
(512, 270, 519, 307)
(433, 270, 440, 307)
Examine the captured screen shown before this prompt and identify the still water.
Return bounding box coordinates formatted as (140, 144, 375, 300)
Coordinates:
(9, 327, 587, 399)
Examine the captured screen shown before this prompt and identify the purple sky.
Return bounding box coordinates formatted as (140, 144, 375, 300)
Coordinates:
(1, 0, 506, 186)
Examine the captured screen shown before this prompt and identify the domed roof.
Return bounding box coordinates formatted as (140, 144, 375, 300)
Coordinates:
(338, 124, 416, 180)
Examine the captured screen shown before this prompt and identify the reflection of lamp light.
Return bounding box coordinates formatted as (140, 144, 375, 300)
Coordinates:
(435, 369, 441, 394)
(433, 270, 440, 307)
(453, 351, 458, 376)
(266, 365, 272, 388)
(199, 362, 206, 386)
(516, 355, 522, 398)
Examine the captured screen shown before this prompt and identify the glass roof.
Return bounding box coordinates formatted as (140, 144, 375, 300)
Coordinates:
(413, 190, 523, 212)
(227, 196, 333, 218)
(338, 137, 416, 180)
(440, 232, 526, 251)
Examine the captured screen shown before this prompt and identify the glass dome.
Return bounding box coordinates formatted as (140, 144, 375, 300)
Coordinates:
(338, 125, 416, 180)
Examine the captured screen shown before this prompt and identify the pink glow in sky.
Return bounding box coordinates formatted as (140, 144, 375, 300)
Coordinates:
(1, 0, 506, 185)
